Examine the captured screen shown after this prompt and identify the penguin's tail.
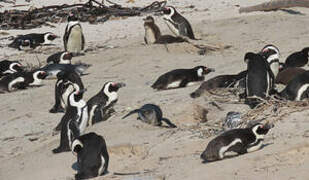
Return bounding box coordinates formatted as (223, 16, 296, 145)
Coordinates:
(161, 118, 177, 128)
(122, 109, 140, 119)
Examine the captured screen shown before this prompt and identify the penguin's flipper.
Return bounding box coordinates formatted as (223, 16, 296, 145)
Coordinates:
(81, 33, 85, 51)
(92, 106, 103, 124)
(227, 141, 247, 155)
(161, 118, 177, 128)
(179, 79, 189, 88)
(122, 109, 140, 119)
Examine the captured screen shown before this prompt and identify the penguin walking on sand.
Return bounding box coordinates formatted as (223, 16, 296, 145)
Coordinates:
(151, 66, 215, 90)
(200, 123, 273, 162)
(122, 104, 177, 128)
(47, 51, 72, 64)
(71, 132, 109, 179)
(284, 47, 309, 68)
(50, 71, 84, 114)
(0, 60, 23, 77)
(279, 70, 309, 101)
(9, 32, 58, 50)
(143, 16, 184, 45)
(243, 52, 275, 108)
(52, 88, 88, 154)
(87, 82, 126, 125)
(162, 6, 196, 40)
(63, 14, 85, 56)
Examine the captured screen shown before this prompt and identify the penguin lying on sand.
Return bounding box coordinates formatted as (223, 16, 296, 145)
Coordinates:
(152, 66, 215, 90)
(87, 81, 125, 125)
(0, 60, 23, 77)
(283, 47, 309, 69)
(41, 63, 91, 78)
(52, 88, 88, 154)
(162, 6, 196, 40)
(9, 32, 58, 50)
(72, 132, 109, 179)
(275, 67, 306, 85)
(47, 51, 72, 64)
(143, 16, 185, 45)
(122, 104, 177, 128)
(200, 122, 273, 162)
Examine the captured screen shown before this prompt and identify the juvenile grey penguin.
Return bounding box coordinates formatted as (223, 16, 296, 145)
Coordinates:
(71, 132, 109, 179)
(0, 60, 23, 77)
(162, 6, 196, 39)
(200, 123, 273, 162)
(63, 14, 85, 56)
(151, 66, 215, 90)
(143, 16, 184, 45)
(52, 88, 88, 154)
(87, 81, 126, 125)
(122, 104, 177, 128)
(9, 32, 58, 50)
(47, 51, 72, 64)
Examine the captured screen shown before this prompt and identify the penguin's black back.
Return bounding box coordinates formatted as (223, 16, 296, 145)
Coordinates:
(280, 70, 309, 100)
(285, 48, 309, 68)
(171, 11, 195, 39)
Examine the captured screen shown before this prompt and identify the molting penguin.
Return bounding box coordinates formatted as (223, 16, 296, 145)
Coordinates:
(190, 70, 247, 98)
(243, 52, 275, 108)
(9, 32, 58, 49)
(49, 71, 84, 114)
(0, 60, 23, 77)
(72, 132, 109, 179)
(143, 16, 184, 45)
(52, 88, 88, 154)
(63, 14, 85, 56)
(259, 44, 280, 79)
(162, 6, 196, 40)
(284, 47, 309, 68)
(42, 62, 91, 78)
(87, 82, 125, 125)
(151, 66, 215, 90)
(122, 104, 177, 128)
(279, 70, 309, 101)
(275, 67, 306, 85)
(200, 123, 273, 162)
(47, 51, 72, 64)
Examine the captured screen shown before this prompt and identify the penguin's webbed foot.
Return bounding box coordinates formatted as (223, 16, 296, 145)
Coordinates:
(49, 106, 65, 113)
(52, 146, 70, 154)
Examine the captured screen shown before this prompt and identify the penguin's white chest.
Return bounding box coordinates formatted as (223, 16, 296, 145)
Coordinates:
(67, 26, 83, 53)
(145, 27, 156, 44)
(163, 18, 179, 36)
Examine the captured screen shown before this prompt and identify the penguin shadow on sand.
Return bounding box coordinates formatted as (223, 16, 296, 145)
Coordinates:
(122, 104, 177, 128)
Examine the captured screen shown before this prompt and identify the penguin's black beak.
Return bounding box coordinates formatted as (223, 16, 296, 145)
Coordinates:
(77, 88, 87, 95)
(116, 82, 126, 88)
(263, 122, 275, 130)
(204, 67, 215, 74)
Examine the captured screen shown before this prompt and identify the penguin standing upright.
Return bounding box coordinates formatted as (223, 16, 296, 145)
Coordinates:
(151, 66, 215, 90)
(162, 6, 196, 39)
(200, 123, 273, 162)
(49, 71, 84, 114)
(87, 82, 125, 125)
(284, 47, 309, 68)
(52, 88, 88, 154)
(143, 16, 185, 45)
(259, 44, 280, 79)
(63, 14, 85, 56)
(0, 60, 23, 77)
(72, 132, 109, 179)
(47, 51, 72, 64)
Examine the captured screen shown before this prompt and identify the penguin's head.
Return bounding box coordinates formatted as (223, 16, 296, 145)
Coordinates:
(34, 70, 48, 80)
(60, 52, 72, 64)
(72, 138, 83, 156)
(44, 32, 58, 41)
(143, 16, 155, 23)
(194, 66, 215, 77)
(301, 47, 309, 57)
(10, 62, 23, 73)
(102, 81, 126, 94)
(244, 52, 258, 63)
(250, 123, 274, 139)
(162, 6, 176, 16)
(73, 88, 87, 102)
(260, 44, 280, 57)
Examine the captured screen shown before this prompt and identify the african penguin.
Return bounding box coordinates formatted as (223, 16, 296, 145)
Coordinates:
(52, 88, 88, 154)
(200, 123, 273, 162)
(72, 132, 109, 179)
(143, 16, 184, 45)
(47, 51, 72, 64)
(190, 70, 247, 98)
(41, 63, 91, 78)
(259, 44, 280, 79)
(63, 14, 85, 56)
(0, 73, 25, 93)
(243, 52, 275, 108)
(122, 104, 177, 128)
(151, 66, 215, 90)
(275, 67, 306, 85)
(9, 32, 58, 50)
(162, 6, 196, 40)
(87, 82, 125, 125)
(284, 47, 309, 68)
(279, 70, 309, 101)
(0, 60, 23, 77)
(8, 39, 31, 50)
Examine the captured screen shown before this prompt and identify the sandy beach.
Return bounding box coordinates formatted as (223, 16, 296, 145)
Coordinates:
(0, 0, 309, 179)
